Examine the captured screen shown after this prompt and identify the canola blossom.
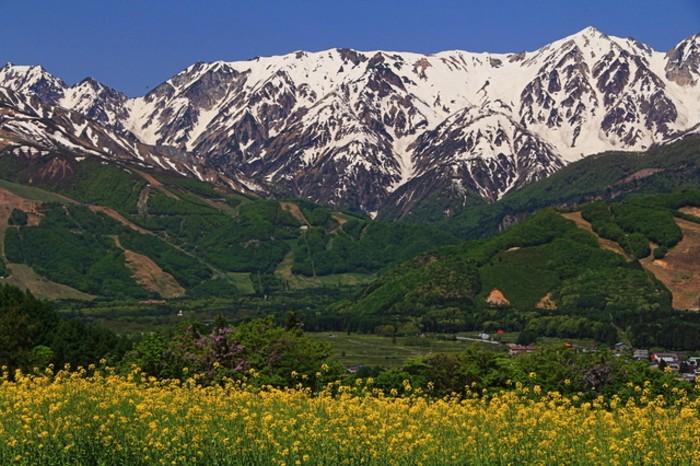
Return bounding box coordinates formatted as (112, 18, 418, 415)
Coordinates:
(0, 366, 698, 465)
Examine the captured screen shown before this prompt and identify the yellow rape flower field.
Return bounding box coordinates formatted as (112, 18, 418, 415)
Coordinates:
(0, 367, 699, 465)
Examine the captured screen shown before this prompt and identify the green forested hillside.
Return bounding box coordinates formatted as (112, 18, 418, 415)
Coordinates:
(5, 204, 149, 298)
(341, 191, 700, 349)
(0, 149, 457, 300)
(2, 142, 699, 348)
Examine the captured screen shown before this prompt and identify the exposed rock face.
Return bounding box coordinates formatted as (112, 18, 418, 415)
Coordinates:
(666, 34, 700, 86)
(0, 28, 698, 217)
(386, 107, 564, 217)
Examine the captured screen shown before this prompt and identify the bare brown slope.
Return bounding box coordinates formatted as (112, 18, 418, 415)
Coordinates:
(640, 217, 700, 311)
(110, 236, 185, 299)
(561, 210, 700, 311)
(89, 205, 151, 235)
(281, 202, 309, 225)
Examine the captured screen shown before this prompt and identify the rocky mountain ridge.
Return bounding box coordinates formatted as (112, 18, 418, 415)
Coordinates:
(0, 27, 698, 217)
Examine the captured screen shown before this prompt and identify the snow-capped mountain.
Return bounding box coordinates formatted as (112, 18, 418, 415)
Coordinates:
(0, 82, 261, 195)
(0, 27, 698, 217)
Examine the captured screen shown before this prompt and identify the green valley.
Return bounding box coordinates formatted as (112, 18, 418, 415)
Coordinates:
(0, 138, 699, 351)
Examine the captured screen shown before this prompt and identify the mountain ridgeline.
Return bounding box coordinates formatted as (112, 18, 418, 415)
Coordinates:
(0, 27, 698, 218)
(442, 134, 700, 238)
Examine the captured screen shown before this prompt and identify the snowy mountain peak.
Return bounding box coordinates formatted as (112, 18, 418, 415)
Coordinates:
(572, 26, 609, 41)
(74, 77, 106, 91)
(0, 63, 67, 105)
(666, 33, 700, 86)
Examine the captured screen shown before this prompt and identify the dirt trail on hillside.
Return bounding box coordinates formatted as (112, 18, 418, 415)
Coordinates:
(110, 236, 185, 299)
(640, 218, 700, 311)
(135, 170, 180, 200)
(331, 214, 348, 225)
(0, 188, 42, 261)
(561, 212, 629, 258)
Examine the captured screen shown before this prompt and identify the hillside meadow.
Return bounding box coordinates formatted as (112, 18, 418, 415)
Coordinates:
(0, 367, 698, 466)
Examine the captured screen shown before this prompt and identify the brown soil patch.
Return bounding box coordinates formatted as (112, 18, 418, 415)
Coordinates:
(89, 205, 152, 235)
(679, 207, 700, 218)
(0, 187, 43, 226)
(640, 218, 700, 310)
(281, 202, 309, 225)
(653, 259, 671, 270)
(561, 212, 629, 258)
(331, 214, 348, 225)
(486, 289, 510, 307)
(536, 292, 557, 310)
(111, 236, 185, 299)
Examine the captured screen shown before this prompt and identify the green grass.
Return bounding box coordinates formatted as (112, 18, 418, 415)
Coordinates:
(0, 263, 96, 301)
(308, 332, 493, 368)
(223, 273, 256, 294)
(0, 179, 75, 203)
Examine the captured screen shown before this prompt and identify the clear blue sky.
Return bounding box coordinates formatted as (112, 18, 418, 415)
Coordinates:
(2, 0, 698, 97)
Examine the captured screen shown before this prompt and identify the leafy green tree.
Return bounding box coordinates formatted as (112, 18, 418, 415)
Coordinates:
(0, 302, 32, 372)
(8, 208, 27, 226)
(234, 316, 341, 387)
(653, 246, 668, 259)
(0, 284, 128, 373)
(124, 333, 174, 378)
